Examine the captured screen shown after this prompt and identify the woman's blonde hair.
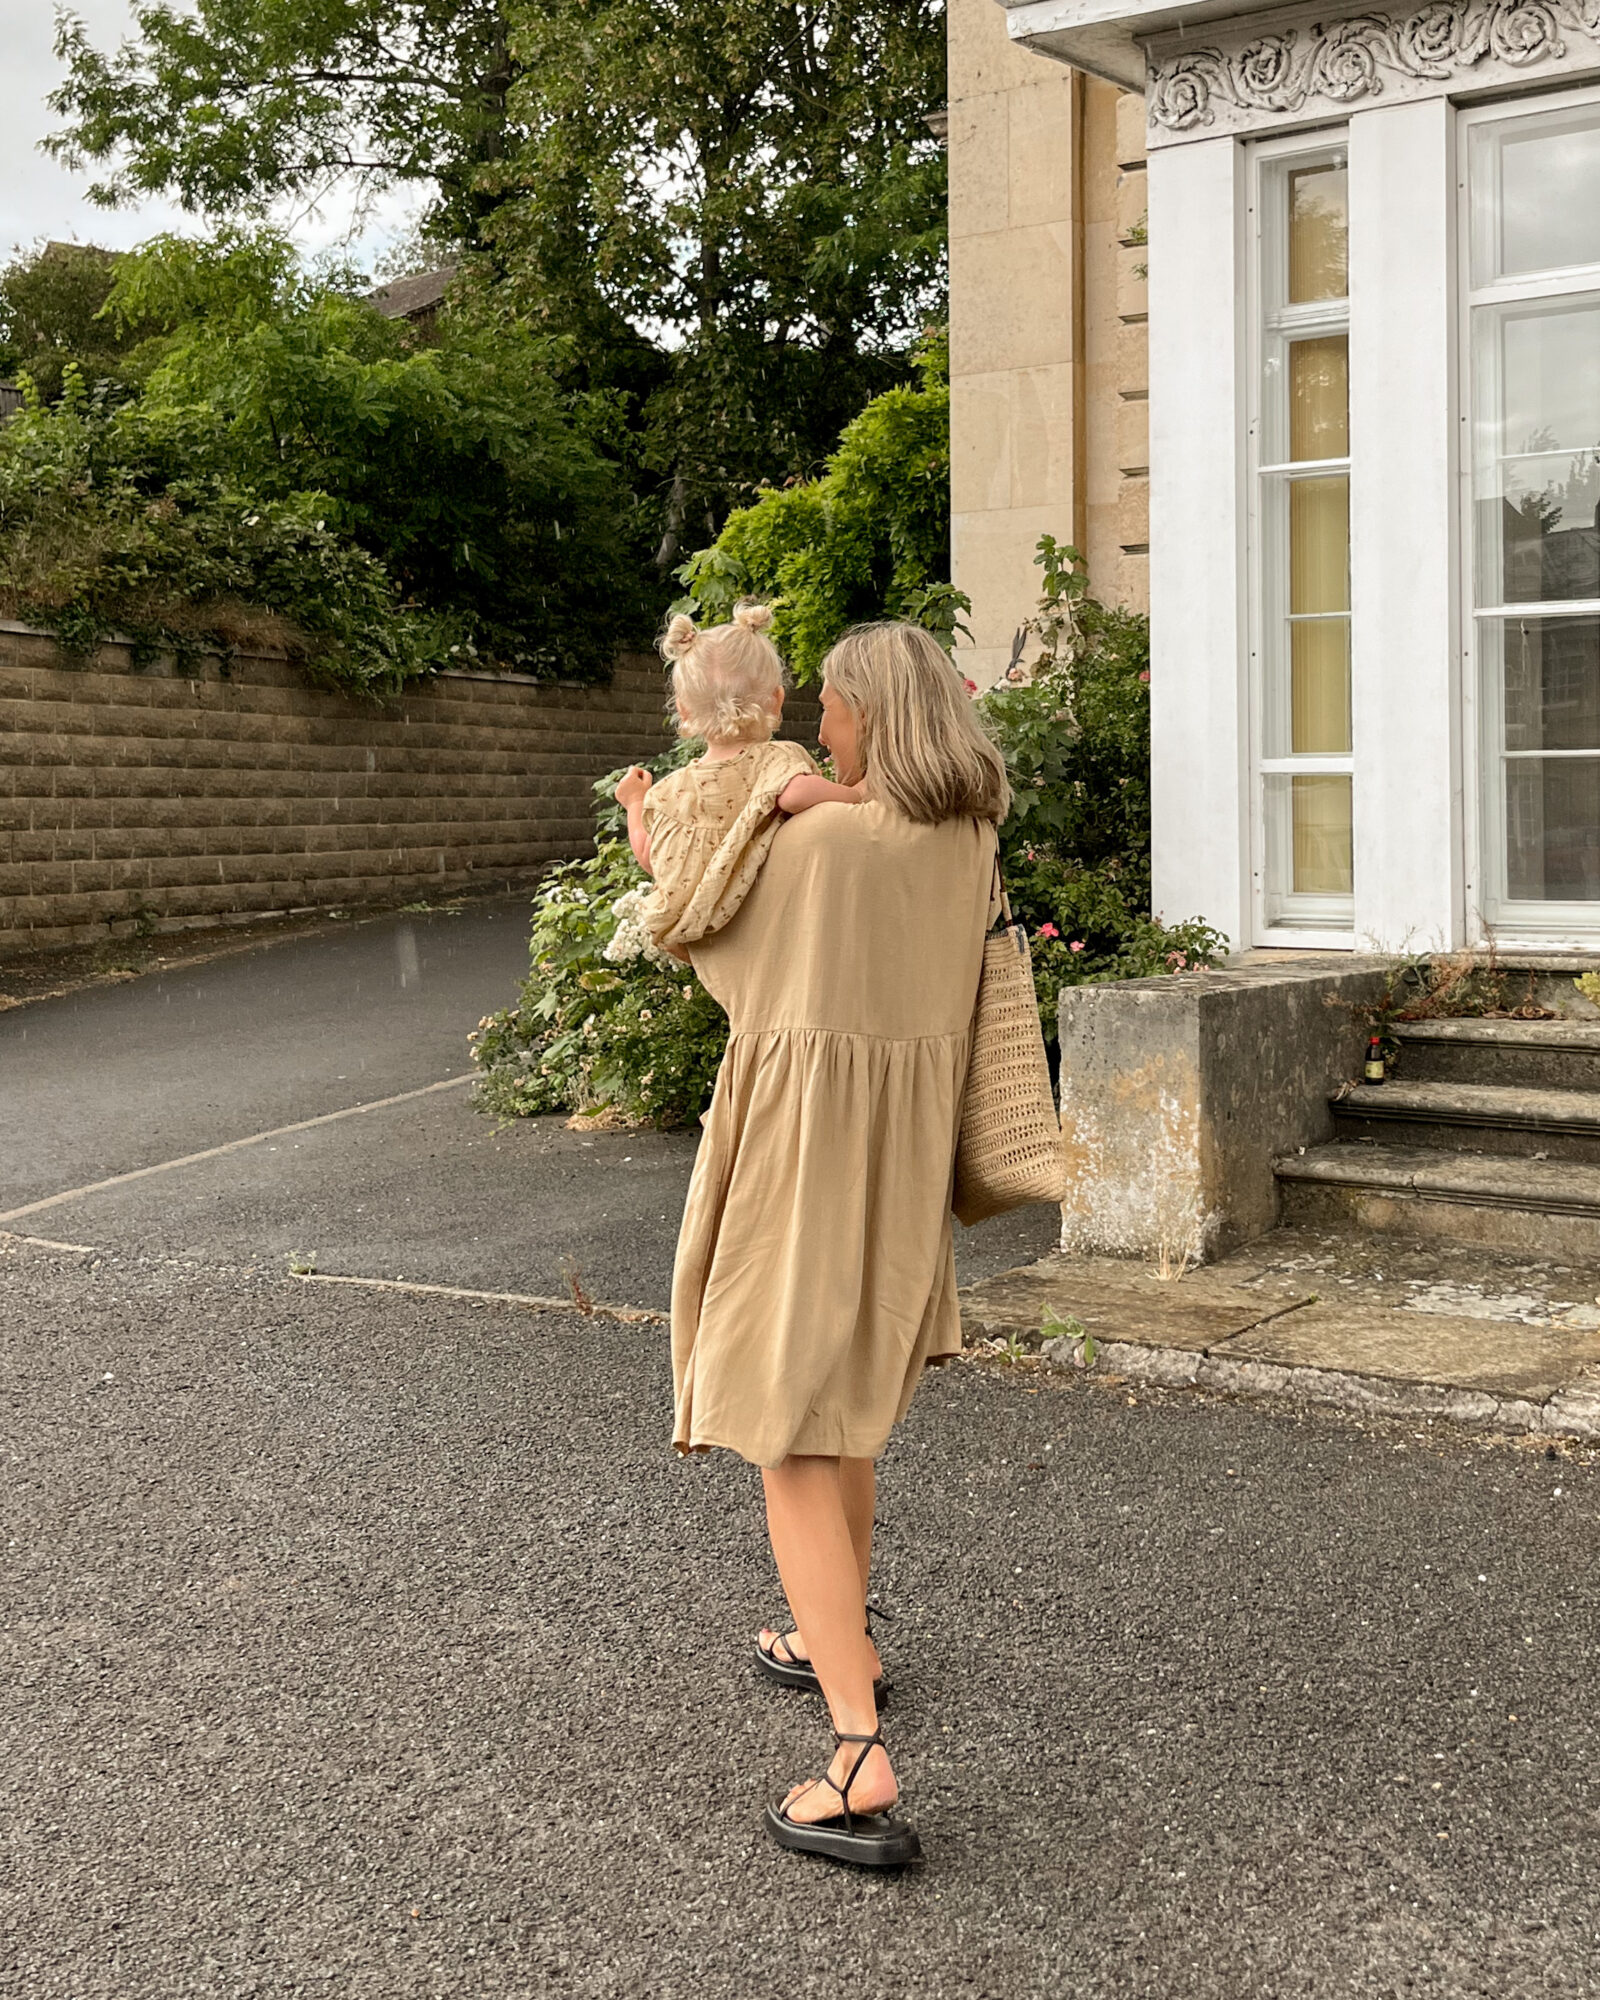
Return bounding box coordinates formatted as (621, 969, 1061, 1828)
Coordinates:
(659, 601, 785, 745)
(821, 622, 1010, 826)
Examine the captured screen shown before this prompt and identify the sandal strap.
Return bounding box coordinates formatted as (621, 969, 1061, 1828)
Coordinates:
(831, 1726, 885, 1829)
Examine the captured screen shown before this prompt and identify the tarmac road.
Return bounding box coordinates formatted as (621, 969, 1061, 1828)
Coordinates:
(0, 899, 1059, 1302)
(2, 905, 1597, 1996)
(3, 1243, 1597, 1999)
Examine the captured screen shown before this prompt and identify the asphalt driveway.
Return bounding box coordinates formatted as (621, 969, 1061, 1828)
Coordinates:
(2, 907, 1596, 1998)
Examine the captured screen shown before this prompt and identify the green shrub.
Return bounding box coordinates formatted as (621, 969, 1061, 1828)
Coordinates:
(978, 537, 1228, 1033)
(0, 374, 448, 689)
(0, 230, 640, 690)
(671, 329, 965, 680)
(471, 758, 730, 1129)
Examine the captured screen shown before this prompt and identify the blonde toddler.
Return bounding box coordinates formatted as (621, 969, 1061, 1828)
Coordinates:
(614, 603, 862, 953)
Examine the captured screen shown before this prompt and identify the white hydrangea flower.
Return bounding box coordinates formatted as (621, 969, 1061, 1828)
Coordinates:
(603, 888, 677, 969)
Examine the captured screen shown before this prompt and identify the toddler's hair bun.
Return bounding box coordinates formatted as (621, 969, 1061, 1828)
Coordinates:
(661, 612, 698, 661)
(732, 600, 774, 634)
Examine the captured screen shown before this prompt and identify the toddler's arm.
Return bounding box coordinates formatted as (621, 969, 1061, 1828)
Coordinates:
(613, 766, 654, 873)
(777, 772, 868, 815)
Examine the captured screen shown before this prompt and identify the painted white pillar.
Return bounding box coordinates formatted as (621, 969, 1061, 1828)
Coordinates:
(1148, 136, 1250, 947)
(1348, 97, 1463, 953)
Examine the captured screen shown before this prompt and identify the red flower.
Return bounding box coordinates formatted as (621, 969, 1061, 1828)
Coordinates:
(1037, 922, 1060, 940)
(1139, 670, 1150, 684)
(962, 676, 978, 695)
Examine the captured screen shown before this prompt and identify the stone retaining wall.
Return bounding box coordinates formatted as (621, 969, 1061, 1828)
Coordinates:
(0, 626, 820, 954)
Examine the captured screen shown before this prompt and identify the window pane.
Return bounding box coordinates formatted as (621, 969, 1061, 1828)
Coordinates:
(1505, 757, 1600, 901)
(1473, 107, 1600, 283)
(1265, 773, 1353, 905)
(1473, 298, 1600, 604)
(1289, 335, 1348, 460)
(1289, 475, 1349, 615)
(1490, 614, 1600, 753)
(1288, 164, 1347, 302)
(1291, 619, 1352, 753)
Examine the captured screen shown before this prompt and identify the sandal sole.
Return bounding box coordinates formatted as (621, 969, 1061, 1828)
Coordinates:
(754, 1646, 888, 1699)
(763, 1804, 922, 1868)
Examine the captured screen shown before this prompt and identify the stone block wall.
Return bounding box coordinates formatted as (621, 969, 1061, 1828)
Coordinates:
(946, 0, 1149, 688)
(0, 625, 821, 953)
(1056, 958, 1390, 1261)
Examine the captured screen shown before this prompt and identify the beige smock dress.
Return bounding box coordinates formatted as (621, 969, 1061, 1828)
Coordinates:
(671, 799, 999, 1468)
(640, 739, 817, 953)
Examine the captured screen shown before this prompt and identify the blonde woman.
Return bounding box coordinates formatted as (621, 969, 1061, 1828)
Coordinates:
(671, 621, 1010, 1866)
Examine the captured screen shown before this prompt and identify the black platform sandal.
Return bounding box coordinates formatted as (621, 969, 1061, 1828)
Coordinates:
(755, 1602, 891, 1696)
(764, 1727, 921, 1868)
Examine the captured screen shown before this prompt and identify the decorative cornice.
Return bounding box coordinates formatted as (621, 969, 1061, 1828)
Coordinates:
(1148, 0, 1600, 136)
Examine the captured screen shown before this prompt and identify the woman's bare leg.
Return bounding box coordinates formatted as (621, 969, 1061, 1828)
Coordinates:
(758, 1454, 882, 1676)
(761, 1456, 895, 1822)
(839, 1455, 876, 1596)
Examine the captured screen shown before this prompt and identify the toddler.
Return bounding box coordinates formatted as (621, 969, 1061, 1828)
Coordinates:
(614, 602, 862, 953)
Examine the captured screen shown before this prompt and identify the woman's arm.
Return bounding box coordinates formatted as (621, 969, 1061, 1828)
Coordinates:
(777, 772, 868, 815)
(614, 766, 654, 873)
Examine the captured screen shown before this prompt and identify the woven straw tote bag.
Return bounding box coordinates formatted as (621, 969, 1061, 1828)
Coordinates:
(953, 879, 1066, 1227)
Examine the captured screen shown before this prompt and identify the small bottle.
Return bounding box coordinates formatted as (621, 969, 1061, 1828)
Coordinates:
(1364, 1034, 1385, 1084)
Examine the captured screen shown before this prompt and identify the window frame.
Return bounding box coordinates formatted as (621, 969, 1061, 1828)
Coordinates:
(1458, 80, 1600, 943)
(1246, 128, 1355, 945)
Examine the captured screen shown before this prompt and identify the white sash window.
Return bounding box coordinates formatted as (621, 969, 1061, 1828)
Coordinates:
(1250, 138, 1354, 937)
(1464, 88, 1600, 939)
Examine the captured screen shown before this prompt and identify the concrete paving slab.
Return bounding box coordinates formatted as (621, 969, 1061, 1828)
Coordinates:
(960, 1228, 1600, 1437)
(959, 1252, 1314, 1352)
(1215, 1305, 1600, 1402)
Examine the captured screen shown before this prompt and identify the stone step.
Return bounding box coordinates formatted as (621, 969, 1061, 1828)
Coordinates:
(1392, 1017, 1600, 1090)
(1332, 1079, 1600, 1163)
(1276, 1141, 1600, 1258)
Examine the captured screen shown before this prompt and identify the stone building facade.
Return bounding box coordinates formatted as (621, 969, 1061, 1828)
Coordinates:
(947, 0, 1152, 686)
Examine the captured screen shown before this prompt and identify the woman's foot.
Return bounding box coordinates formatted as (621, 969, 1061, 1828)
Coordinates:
(757, 1626, 883, 1681)
(780, 1737, 898, 1825)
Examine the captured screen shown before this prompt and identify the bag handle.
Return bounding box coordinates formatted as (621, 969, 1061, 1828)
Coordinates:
(988, 850, 1014, 932)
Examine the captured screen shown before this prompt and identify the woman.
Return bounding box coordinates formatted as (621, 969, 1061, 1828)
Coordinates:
(672, 620, 1009, 1867)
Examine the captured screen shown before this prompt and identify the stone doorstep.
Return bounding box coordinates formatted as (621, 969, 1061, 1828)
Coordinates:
(958, 1252, 1600, 1441)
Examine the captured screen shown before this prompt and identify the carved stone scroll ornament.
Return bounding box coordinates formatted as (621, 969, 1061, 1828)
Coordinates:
(1148, 0, 1600, 130)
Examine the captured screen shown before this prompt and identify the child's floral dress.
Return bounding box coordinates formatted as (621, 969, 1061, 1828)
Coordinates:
(640, 739, 817, 952)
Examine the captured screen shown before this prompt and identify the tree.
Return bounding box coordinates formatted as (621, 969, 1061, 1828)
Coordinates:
(0, 242, 144, 403)
(47, 0, 522, 242)
(493, 1, 947, 566)
(673, 327, 959, 681)
(48, 0, 948, 560)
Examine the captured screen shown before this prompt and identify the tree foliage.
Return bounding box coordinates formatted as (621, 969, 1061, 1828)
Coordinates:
(494, 0, 946, 562)
(47, 0, 948, 557)
(48, 0, 522, 241)
(672, 329, 960, 680)
(0, 242, 146, 404)
(0, 232, 639, 687)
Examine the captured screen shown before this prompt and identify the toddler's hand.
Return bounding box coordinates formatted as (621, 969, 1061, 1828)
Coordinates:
(615, 766, 653, 808)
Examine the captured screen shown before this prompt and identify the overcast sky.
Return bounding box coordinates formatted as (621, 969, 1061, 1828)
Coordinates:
(2, 1, 425, 270)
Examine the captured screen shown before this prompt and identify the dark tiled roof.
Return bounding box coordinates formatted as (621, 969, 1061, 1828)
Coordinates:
(367, 266, 457, 320)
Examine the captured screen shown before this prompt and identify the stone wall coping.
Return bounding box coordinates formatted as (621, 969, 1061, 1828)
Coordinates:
(0, 619, 666, 695)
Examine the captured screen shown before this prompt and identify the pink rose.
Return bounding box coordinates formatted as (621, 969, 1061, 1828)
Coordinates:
(1139, 670, 1150, 683)
(1037, 922, 1060, 940)
(1069, 940, 1085, 953)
